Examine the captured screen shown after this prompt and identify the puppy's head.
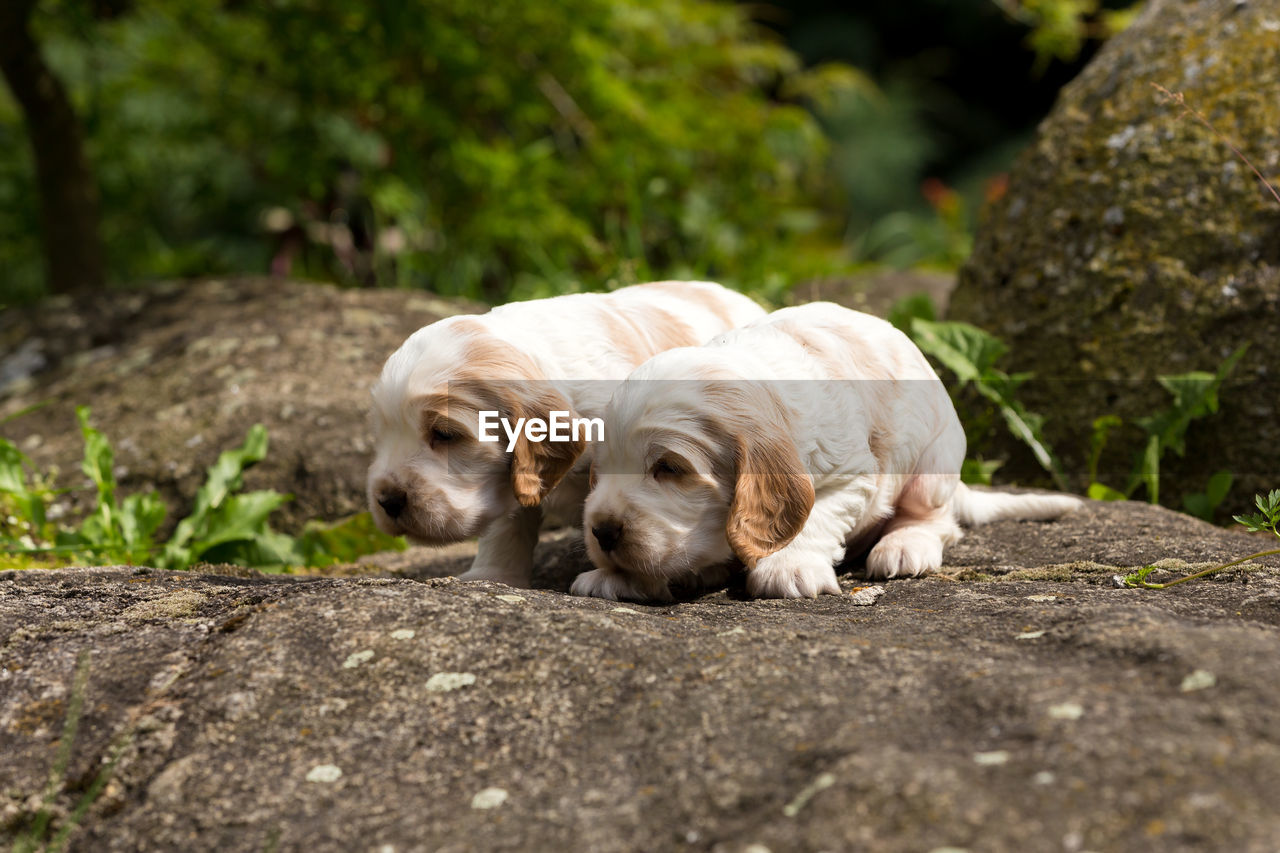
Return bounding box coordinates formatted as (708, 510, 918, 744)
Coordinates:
(583, 358, 813, 596)
(367, 322, 584, 543)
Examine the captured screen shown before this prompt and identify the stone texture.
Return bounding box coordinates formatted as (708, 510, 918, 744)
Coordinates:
(0, 278, 478, 530)
(947, 0, 1280, 507)
(4, 500, 1280, 851)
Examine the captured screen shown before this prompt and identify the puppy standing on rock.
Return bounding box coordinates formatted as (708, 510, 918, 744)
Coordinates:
(573, 302, 1080, 602)
(367, 281, 765, 588)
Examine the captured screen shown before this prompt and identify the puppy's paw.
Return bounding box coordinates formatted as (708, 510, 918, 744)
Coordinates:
(457, 566, 532, 588)
(746, 553, 840, 599)
(865, 527, 944, 579)
(570, 569, 672, 603)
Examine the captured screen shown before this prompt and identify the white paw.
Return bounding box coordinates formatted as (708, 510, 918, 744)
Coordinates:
(457, 566, 532, 588)
(570, 569, 672, 603)
(865, 528, 944, 579)
(746, 553, 840, 599)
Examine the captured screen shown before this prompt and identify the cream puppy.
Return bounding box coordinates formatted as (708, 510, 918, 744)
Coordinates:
(367, 281, 765, 588)
(573, 302, 1080, 602)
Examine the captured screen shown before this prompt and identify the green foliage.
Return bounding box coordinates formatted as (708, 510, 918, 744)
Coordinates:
(993, 0, 1140, 70)
(1, 0, 862, 303)
(889, 292, 1064, 487)
(886, 291, 937, 333)
(1122, 490, 1280, 589)
(295, 512, 408, 569)
(1234, 489, 1280, 536)
(1088, 345, 1247, 510)
(908, 316, 1067, 489)
(1183, 470, 1234, 523)
(156, 424, 299, 570)
(961, 457, 1004, 486)
(0, 410, 404, 571)
(54, 407, 168, 563)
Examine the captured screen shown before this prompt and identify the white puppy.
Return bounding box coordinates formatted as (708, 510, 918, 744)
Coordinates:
(367, 281, 765, 588)
(573, 302, 1080, 602)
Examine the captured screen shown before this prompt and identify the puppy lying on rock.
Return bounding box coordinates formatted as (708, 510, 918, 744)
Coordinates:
(572, 302, 1080, 602)
(367, 281, 765, 588)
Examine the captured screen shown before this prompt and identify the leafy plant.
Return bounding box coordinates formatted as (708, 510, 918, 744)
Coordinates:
(992, 0, 1140, 70)
(1088, 346, 1247, 510)
(156, 423, 296, 570)
(1122, 490, 1280, 589)
(907, 316, 1067, 489)
(0, 409, 404, 571)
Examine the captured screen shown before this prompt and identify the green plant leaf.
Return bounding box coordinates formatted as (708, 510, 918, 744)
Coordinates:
(167, 424, 271, 554)
(974, 382, 1067, 489)
(0, 438, 31, 496)
(909, 318, 1007, 382)
(119, 492, 166, 551)
(1087, 414, 1122, 485)
(1088, 482, 1126, 501)
(887, 292, 936, 333)
(296, 512, 408, 567)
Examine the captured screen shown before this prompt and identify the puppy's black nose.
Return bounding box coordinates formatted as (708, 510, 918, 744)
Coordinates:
(378, 488, 408, 520)
(592, 520, 624, 552)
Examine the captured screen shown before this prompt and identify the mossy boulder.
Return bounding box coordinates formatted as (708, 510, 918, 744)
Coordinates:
(948, 0, 1280, 511)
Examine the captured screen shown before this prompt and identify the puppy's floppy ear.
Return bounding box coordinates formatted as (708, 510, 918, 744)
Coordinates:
(725, 427, 814, 567)
(508, 384, 587, 507)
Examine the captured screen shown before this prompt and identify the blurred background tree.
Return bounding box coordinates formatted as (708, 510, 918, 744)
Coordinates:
(0, 0, 1135, 305)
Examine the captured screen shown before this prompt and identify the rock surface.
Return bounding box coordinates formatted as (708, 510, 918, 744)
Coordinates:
(0, 278, 476, 529)
(4, 500, 1280, 851)
(947, 0, 1280, 505)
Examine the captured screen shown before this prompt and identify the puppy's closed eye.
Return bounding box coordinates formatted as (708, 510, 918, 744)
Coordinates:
(429, 426, 458, 448)
(651, 455, 692, 481)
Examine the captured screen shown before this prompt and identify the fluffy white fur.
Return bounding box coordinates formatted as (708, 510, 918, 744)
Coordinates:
(367, 281, 765, 588)
(573, 302, 1081, 602)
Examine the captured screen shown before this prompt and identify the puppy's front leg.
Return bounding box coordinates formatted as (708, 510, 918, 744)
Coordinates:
(746, 501, 851, 599)
(457, 504, 542, 588)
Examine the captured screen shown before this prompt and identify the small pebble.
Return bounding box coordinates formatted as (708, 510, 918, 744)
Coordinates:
(973, 750, 1010, 766)
(1033, 771, 1056, 785)
(1025, 594, 1057, 602)
(496, 594, 526, 604)
(1180, 669, 1216, 692)
(390, 629, 415, 640)
(471, 787, 508, 809)
(342, 650, 374, 669)
(305, 764, 342, 783)
(1047, 702, 1084, 720)
(849, 585, 886, 606)
(1016, 630, 1046, 640)
(610, 607, 640, 614)
(426, 672, 477, 692)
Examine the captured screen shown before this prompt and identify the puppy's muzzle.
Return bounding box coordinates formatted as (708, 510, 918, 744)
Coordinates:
(591, 519, 624, 553)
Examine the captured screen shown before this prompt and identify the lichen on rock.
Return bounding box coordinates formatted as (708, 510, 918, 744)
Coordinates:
(949, 0, 1280, 509)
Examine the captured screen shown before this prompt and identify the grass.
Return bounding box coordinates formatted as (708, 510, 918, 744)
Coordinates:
(9, 651, 132, 853)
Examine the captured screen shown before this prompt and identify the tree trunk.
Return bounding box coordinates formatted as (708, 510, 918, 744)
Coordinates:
(0, 0, 106, 296)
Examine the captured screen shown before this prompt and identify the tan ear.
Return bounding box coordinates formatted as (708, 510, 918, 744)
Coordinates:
(508, 385, 587, 507)
(725, 429, 814, 567)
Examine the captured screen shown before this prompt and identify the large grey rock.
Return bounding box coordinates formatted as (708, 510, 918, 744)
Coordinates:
(4, 500, 1280, 851)
(0, 279, 475, 529)
(947, 0, 1280, 507)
